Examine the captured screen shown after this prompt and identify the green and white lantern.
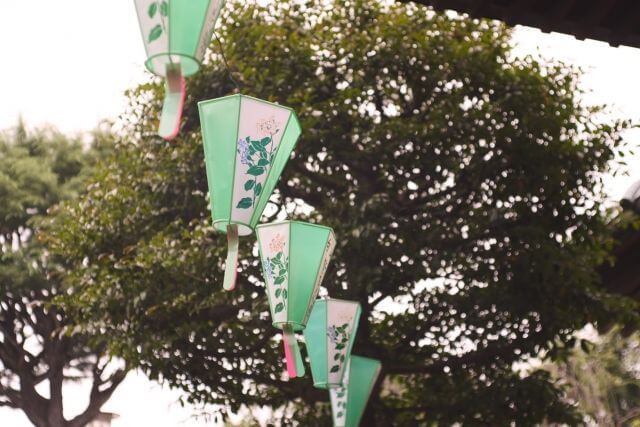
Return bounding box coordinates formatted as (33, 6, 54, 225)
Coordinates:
(134, 0, 226, 139)
(304, 298, 361, 388)
(256, 221, 336, 378)
(198, 94, 302, 291)
(330, 356, 382, 427)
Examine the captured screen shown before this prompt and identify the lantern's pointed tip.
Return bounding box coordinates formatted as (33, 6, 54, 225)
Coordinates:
(158, 66, 186, 140)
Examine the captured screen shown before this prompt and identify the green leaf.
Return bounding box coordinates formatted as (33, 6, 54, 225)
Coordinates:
(257, 158, 270, 167)
(282, 290, 287, 299)
(148, 25, 163, 43)
(247, 166, 264, 176)
(275, 276, 285, 285)
(251, 141, 267, 153)
(254, 183, 263, 196)
(335, 343, 345, 350)
(260, 137, 271, 146)
(330, 365, 340, 373)
(160, 1, 168, 16)
(275, 288, 282, 297)
(236, 197, 252, 209)
(337, 412, 343, 418)
(275, 303, 284, 313)
(334, 353, 340, 360)
(148, 2, 158, 18)
(244, 180, 255, 190)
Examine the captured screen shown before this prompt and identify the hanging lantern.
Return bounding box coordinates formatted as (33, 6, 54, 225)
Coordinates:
(198, 94, 302, 291)
(134, 0, 226, 139)
(256, 221, 336, 378)
(303, 298, 361, 388)
(330, 355, 382, 427)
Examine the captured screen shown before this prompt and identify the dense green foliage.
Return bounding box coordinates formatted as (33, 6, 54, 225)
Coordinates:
(0, 122, 125, 427)
(44, 0, 635, 424)
(547, 328, 640, 426)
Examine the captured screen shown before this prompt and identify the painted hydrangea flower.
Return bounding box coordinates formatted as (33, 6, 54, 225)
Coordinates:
(327, 325, 339, 344)
(237, 137, 251, 166)
(269, 234, 286, 253)
(257, 116, 278, 136)
(263, 258, 274, 280)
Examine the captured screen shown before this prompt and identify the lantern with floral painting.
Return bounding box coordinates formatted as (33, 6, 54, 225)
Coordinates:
(256, 221, 336, 378)
(133, 0, 226, 139)
(330, 355, 381, 427)
(303, 298, 361, 388)
(198, 94, 302, 291)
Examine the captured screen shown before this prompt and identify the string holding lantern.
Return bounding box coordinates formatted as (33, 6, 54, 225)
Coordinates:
(256, 221, 336, 378)
(133, 0, 226, 139)
(198, 94, 302, 291)
(304, 298, 361, 388)
(330, 355, 381, 427)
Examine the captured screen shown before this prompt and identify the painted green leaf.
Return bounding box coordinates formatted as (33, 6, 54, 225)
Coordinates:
(282, 290, 287, 298)
(335, 343, 345, 350)
(330, 365, 340, 373)
(148, 25, 163, 43)
(148, 2, 158, 18)
(337, 412, 343, 418)
(257, 158, 270, 167)
(260, 137, 271, 146)
(236, 197, 253, 209)
(340, 354, 345, 362)
(275, 288, 281, 297)
(160, 1, 168, 16)
(275, 252, 283, 260)
(244, 180, 255, 190)
(247, 166, 264, 176)
(334, 353, 340, 360)
(275, 276, 285, 285)
(251, 141, 267, 153)
(275, 303, 284, 313)
(254, 183, 263, 196)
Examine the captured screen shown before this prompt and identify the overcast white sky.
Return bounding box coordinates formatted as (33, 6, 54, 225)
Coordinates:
(0, 1, 639, 426)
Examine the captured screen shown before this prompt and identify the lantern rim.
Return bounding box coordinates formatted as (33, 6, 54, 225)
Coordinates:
(273, 320, 306, 332)
(314, 297, 360, 306)
(198, 94, 301, 128)
(144, 53, 201, 77)
(212, 219, 253, 236)
(313, 381, 344, 390)
(256, 220, 335, 235)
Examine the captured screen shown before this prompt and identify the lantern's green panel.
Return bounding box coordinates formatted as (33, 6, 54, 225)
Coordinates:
(288, 222, 331, 326)
(198, 95, 240, 230)
(304, 300, 328, 387)
(167, 0, 210, 75)
(345, 356, 381, 427)
(249, 113, 301, 226)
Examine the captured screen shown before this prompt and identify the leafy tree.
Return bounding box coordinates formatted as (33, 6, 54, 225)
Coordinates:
(0, 121, 126, 427)
(546, 328, 640, 426)
(44, 0, 636, 424)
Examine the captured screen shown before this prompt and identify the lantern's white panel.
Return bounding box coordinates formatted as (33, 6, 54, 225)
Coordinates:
(195, 0, 225, 61)
(230, 98, 292, 226)
(257, 223, 290, 324)
(326, 300, 359, 385)
(134, 0, 170, 62)
(330, 362, 349, 427)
